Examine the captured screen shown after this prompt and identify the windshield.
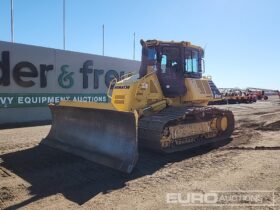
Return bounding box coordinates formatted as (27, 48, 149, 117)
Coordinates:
(185, 49, 200, 74)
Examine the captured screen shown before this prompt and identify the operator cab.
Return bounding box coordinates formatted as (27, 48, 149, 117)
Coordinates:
(139, 40, 204, 98)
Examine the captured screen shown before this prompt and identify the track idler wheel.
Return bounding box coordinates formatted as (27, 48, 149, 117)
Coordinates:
(216, 116, 228, 131)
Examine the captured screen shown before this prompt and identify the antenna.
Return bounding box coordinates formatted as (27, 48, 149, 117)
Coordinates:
(133, 32, 135, 60)
(63, 0, 66, 50)
(10, 0, 14, 42)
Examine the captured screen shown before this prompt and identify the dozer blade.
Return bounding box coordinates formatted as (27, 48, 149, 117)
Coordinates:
(41, 105, 138, 173)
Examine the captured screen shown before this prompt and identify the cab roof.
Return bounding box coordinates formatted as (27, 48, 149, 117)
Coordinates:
(142, 39, 204, 51)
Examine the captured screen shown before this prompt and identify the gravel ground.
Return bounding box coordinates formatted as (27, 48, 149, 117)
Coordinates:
(0, 96, 280, 210)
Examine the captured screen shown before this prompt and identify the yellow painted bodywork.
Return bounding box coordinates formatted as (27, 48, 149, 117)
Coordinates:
(110, 72, 214, 112)
(59, 71, 214, 116)
(111, 72, 164, 112)
(175, 78, 213, 107)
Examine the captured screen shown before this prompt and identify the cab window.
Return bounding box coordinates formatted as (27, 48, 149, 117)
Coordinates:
(185, 50, 199, 73)
(148, 48, 157, 60)
(161, 55, 167, 73)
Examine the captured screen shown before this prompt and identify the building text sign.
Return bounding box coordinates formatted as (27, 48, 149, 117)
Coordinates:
(0, 41, 140, 108)
(0, 93, 107, 108)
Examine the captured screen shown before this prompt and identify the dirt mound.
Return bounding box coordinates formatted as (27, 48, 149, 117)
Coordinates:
(227, 128, 261, 148)
(253, 111, 270, 116)
(257, 120, 280, 131)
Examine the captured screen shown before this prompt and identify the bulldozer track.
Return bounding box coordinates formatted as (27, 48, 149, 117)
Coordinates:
(139, 106, 234, 152)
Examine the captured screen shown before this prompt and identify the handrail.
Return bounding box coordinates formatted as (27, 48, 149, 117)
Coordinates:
(120, 72, 133, 80)
(107, 77, 118, 99)
(107, 73, 135, 99)
(107, 70, 157, 99)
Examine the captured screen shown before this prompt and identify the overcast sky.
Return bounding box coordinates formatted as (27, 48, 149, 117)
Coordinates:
(0, 0, 279, 89)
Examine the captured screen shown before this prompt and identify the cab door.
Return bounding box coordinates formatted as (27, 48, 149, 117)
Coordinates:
(156, 47, 186, 98)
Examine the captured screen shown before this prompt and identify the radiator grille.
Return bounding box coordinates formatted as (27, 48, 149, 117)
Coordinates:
(114, 95, 125, 104)
(114, 95, 125, 99)
(196, 80, 212, 95)
(114, 99, 124, 104)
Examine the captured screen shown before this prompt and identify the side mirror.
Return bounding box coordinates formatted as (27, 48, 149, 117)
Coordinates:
(201, 58, 205, 73)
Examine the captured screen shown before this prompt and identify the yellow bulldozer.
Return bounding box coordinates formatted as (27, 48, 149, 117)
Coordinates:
(41, 40, 234, 173)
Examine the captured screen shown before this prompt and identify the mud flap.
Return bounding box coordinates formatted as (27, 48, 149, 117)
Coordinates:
(41, 105, 138, 173)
